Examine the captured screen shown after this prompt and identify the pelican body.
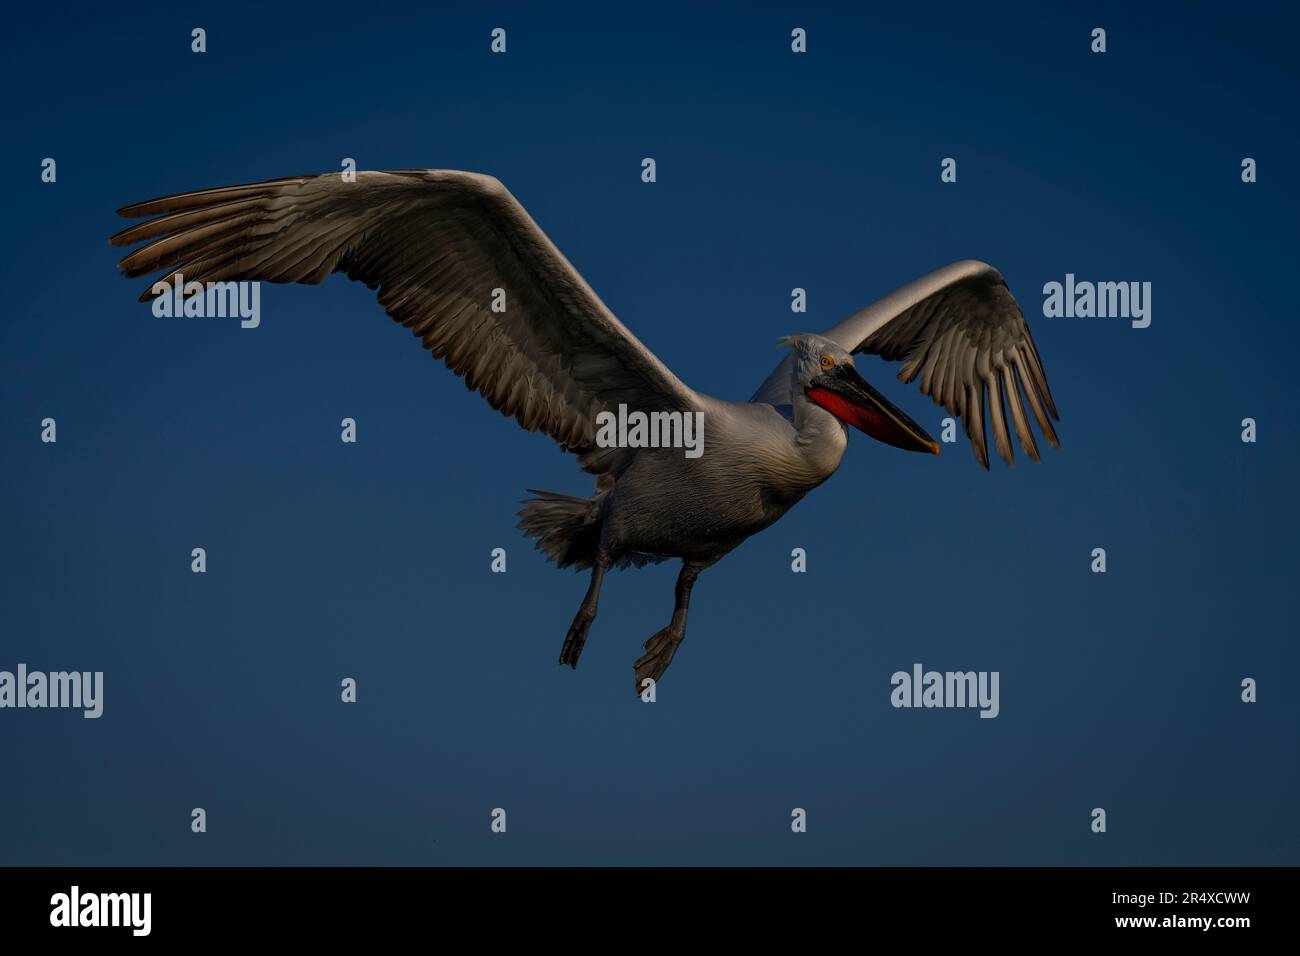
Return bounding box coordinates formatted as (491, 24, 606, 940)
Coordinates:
(111, 170, 1059, 694)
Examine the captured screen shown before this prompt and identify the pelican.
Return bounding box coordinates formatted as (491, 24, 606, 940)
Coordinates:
(111, 170, 1060, 694)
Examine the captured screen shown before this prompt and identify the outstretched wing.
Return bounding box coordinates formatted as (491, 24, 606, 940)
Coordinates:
(822, 260, 1058, 468)
(754, 260, 1059, 468)
(111, 169, 696, 476)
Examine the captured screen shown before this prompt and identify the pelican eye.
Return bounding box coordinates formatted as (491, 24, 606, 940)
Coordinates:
(819, 353, 835, 370)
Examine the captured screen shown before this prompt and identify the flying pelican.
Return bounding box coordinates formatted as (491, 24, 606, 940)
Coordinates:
(111, 170, 1060, 694)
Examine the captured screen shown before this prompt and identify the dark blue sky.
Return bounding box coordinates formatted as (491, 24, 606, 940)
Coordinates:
(2, 1, 1296, 864)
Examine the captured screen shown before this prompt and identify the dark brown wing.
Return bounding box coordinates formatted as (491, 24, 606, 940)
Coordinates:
(818, 260, 1059, 468)
(111, 169, 696, 475)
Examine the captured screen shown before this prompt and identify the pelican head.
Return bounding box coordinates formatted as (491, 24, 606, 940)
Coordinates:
(783, 333, 939, 454)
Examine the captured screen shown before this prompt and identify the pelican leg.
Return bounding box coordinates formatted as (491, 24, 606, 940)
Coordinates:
(633, 561, 704, 695)
(559, 553, 611, 668)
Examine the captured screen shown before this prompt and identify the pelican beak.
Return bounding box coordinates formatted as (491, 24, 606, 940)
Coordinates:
(806, 363, 940, 455)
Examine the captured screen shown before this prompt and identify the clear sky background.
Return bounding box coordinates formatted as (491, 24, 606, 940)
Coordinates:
(2, 1, 1296, 865)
